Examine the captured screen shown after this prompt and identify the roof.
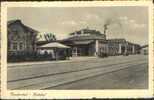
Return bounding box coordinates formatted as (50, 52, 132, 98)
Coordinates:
(107, 39, 126, 43)
(140, 45, 148, 48)
(8, 20, 18, 25)
(73, 40, 94, 45)
(127, 41, 140, 46)
(8, 19, 39, 33)
(38, 42, 70, 49)
(64, 35, 105, 41)
(69, 28, 104, 36)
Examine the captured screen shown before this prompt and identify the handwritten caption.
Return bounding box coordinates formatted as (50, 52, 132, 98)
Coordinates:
(10, 92, 47, 97)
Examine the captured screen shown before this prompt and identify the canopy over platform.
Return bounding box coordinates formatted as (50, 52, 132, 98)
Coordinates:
(38, 42, 70, 49)
(73, 40, 94, 45)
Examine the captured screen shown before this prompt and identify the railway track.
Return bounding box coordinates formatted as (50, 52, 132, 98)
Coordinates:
(8, 55, 144, 68)
(8, 57, 147, 82)
(8, 59, 147, 90)
(8, 58, 146, 82)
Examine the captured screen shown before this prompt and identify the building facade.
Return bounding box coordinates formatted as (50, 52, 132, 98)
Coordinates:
(107, 39, 141, 56)
(107, 39, 126, 56)
(61, 28, 141, 57)
(7, 20, 39, 57)
(140, 45, 148, 55)
(127, 42, 141, 54)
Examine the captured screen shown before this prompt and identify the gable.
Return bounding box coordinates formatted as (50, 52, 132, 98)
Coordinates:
(8, 22, 26, 34)
(8, 20, 39, 35)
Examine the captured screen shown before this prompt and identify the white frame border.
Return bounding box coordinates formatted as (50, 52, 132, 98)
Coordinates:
(1, 1, 153, 99)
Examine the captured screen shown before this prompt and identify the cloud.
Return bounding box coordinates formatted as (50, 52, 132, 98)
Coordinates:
(79, 21, 87, 25)
(119, 16, 146, 29)
(85, 13, 101, 21)
(133, 23, 146, 28)
(119, 16, 128, 21)
(129, 19, 135, 23)
(56, 33, 68, 40)
(61, 20, 78, 26)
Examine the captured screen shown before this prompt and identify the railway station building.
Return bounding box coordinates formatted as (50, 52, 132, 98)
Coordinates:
(61, 28, 141, 57)
(7, 19, 141, 61)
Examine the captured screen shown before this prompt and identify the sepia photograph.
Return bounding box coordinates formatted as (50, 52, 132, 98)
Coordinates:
(1, 1, 153, 99)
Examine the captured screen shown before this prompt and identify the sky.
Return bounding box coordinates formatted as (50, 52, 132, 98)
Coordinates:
(7, 6, 148, 45)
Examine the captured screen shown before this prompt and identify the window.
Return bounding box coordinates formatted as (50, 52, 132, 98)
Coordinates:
(12, 42, 18, 50)
(19, 42, 23, 50)
(8, 42, 10, 50)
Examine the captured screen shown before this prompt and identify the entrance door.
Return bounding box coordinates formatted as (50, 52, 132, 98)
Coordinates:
(121, 46, 125, 54)
(79, 45, 89, 56)
(72, 47, 78, 57)
(72, 45, 90, 56)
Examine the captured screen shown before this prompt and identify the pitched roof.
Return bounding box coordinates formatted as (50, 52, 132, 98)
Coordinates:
(8, 19, 39, 33)
(8, 19, 19, 25)
(38, 42, 70, 49)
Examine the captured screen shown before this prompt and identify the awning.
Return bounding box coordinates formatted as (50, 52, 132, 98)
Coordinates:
(38, 42, 70, 49)
(73, 40, 94, 45)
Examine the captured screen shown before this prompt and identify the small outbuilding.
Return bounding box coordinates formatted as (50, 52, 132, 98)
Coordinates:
(37, 42, 71, 60)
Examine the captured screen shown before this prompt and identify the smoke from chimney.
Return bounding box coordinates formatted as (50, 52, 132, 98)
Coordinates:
(103, 18, 122, 35)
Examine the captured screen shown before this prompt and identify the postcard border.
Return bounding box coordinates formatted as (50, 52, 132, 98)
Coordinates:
(1, 1, 153, 99)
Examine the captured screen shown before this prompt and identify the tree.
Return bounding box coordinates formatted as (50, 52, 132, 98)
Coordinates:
(38, 32, 56, 42)
(44, 32, 56, 41)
